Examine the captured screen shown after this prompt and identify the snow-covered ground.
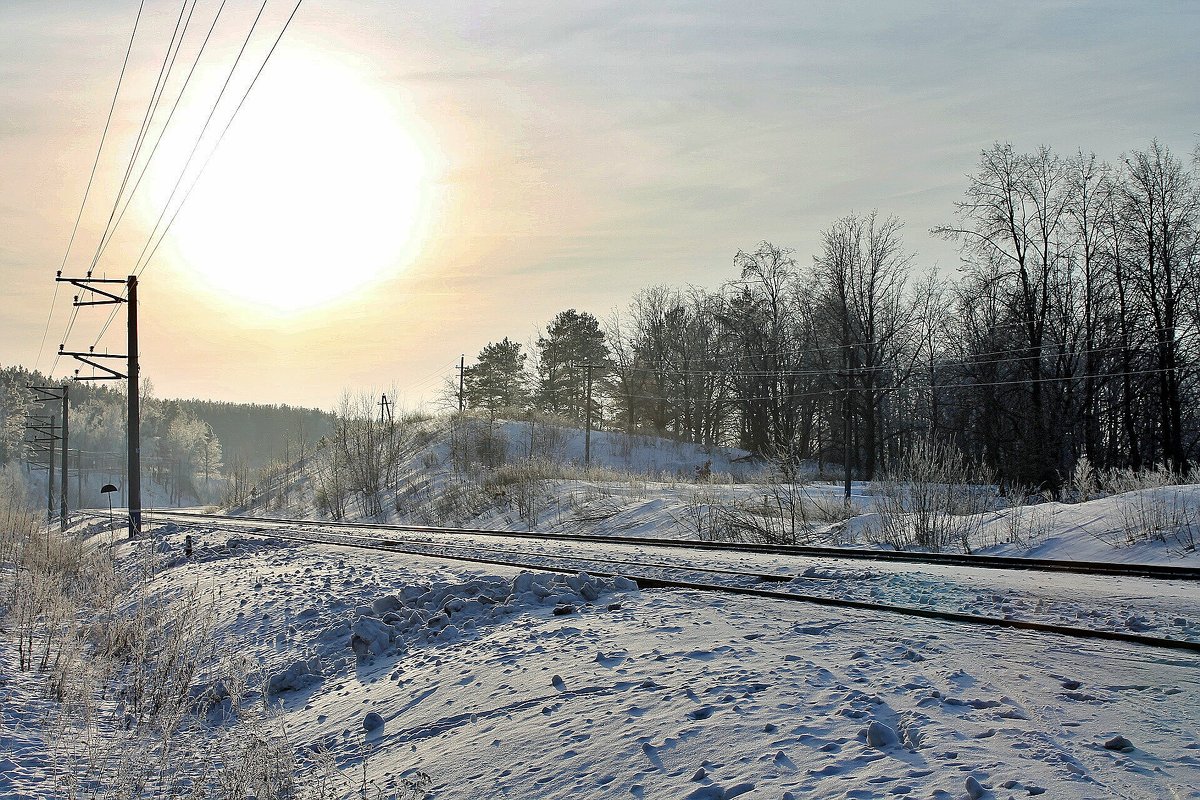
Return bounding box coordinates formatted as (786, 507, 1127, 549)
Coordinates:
(4, 515, 1197, 799)
(5, 422, 1200, 797)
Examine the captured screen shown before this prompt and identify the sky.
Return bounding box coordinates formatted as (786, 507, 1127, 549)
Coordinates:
(1, 0, 1198, 412)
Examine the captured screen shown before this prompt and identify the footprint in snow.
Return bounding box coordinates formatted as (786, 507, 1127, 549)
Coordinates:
(595, 651, 626, 667)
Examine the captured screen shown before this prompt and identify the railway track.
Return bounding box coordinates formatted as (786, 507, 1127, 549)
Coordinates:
(117, 509, 1200, 654)
(151, 508, 1200, 581)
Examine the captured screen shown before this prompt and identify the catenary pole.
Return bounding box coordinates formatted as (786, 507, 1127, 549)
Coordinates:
(127, 275, 140, 537)
(48, 414, 56, 526)
(584, 363, 593, 471)
(55, 272, 140, 537)
(60, 388, 69, 531)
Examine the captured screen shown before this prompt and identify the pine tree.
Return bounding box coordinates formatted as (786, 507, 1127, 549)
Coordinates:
(465, 338, 529, 414)
(534, 310, 609, 421)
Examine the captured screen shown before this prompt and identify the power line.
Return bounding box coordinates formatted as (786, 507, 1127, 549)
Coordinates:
(608, 308, 1197, 372)
(134, 0, 306, 278)
(612, 324, 1194, 382)
(75, 0, 274, 356)
(90, 0, 229, 274)
(36, 0, 146, 375)
(54, 0, 196, 374)
(84, 0, 195, 279)
(610, 363, 1191, 406)
(86, 0, 305, 354)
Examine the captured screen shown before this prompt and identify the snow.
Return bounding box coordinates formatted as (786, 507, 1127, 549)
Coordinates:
(4, 512, 1197, 799)
(5, 423, 1200, 797)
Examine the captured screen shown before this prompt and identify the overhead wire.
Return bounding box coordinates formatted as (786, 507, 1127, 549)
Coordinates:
(604, 308, 1189, 370)
(609, 322, 1193, 382)
(609, 363, 1189, 406)
(54, 0, 194, 374)
(83, 0, 195, 278)
(89, 0, 224, 274)
(39, 0, 146, 378)
(124, 0, 272, 283)
(89, 0, 305, 352)
(133, 0, 306, 279)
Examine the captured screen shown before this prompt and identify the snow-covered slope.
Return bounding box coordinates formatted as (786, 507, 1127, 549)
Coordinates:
(240, 417, 1200, 568)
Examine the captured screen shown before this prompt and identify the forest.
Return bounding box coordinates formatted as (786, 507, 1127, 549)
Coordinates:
(460, 141, 1200, 491)
(0, 364, 334, 506)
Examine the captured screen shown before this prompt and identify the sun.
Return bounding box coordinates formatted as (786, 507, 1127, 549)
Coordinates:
(154, 49, 430, 313)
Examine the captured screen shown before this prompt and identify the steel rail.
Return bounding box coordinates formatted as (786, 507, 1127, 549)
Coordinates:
(129, 511, 1200, 654)
(151, 508, 1200, 582)
(136, 511, 796, 585)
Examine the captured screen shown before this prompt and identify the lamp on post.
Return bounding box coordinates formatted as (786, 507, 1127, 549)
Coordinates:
(100, 483, 118, 534)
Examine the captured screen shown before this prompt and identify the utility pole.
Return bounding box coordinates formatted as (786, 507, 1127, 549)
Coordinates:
(57, 272, 140, 537)
(127, 275, 140, 537)
(60, 396, 68, 530)
(457, 354, 466, 413)
(842, 316, 853, 507)
(379, 393, 393, 426)
(48, 414, 56, 526)
(30, 385, 69, 531)
(24, 413, 58, 525)
(584, 363, 594, 471)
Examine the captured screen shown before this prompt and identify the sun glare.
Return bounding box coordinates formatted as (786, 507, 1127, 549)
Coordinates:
(154, 50, 429, 313)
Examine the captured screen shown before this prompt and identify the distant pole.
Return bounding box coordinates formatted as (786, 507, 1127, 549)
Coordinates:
(584, 363, 593, 471)
(60, 387, 68, 532)
(458, 354, 466, 413)
(379, 393, 393, 426)
(127, 275, 141, 538)
(48, 414, 56, 526)
(28, 386, 69, 531)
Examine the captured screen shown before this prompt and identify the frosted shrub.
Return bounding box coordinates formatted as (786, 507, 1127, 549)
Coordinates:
(990, 483, 1051, 548)
(0, 464, 40, 564)
(313, 443, 350, 521)
(675, 488, 732, 542)
(1090, 463, 1196, 551)
(524, 412, 570, 462)
(1115, 486, 1198, 551)
(448, 414, 508, 474)
(1069, 456, 1098, 502)
(1101, 463, 1181, 494)
(713, 460, 854, 546)
(872, 438, 997, 552)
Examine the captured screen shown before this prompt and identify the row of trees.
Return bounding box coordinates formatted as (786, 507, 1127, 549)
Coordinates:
(458, 140, 1200, 489)
(1, 364, 335, 506)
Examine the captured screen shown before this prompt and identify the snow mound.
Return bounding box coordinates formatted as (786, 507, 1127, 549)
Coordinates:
(266, 655, 323, 694)
(330, 571, 637, 661)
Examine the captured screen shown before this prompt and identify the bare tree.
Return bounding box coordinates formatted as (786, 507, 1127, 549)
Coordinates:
(1118, 141, 1200, 473)
(814, 212, 923, 479)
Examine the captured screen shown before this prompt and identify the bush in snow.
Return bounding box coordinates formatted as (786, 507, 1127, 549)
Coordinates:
(1070, 456, 1099, 502)
(1113, 486, 1198, 551)
(871, 437, 997, 552)
(1101, 463, 1183, 495)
